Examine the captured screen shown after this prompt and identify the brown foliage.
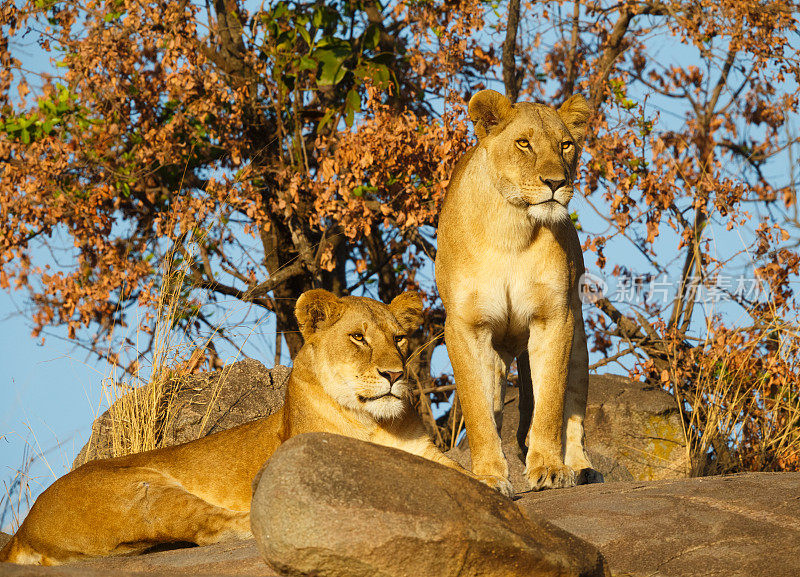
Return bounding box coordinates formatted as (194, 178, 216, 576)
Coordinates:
(1, 0, 799, 470)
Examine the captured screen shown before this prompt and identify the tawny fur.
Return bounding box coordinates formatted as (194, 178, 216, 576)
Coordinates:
(435, 89, 603, 495)
(0, 290, 478, 565)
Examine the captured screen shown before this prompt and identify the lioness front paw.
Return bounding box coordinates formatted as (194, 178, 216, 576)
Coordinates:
(525, 464, 576, 491)
(475, 474, 514, 498)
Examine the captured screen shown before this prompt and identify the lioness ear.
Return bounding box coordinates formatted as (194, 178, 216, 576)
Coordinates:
(468, 89, 514, 139)
(389, 291, 423, 333)
(295, 289, 342, 339)
(558, 94, 591, 145)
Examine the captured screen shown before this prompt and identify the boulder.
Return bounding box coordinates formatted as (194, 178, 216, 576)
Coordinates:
(0, 531, 11, 550)
(250, 432, 609, 577)
(585, 373, 688, 481)
(447, 373, 688, 489)
(516, 472, 800, 577)
(73, 359, 289, 467)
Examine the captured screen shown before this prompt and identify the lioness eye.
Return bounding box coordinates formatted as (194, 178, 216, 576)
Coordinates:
(351, 333, 364, 342)
(561, 141, 574, 151)
(515, 139, 530, 149)
(394, 335, 406, 344)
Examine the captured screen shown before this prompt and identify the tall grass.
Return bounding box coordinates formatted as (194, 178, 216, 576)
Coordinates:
(674, 315, 800, 475)
(81, 244, 234, 462)
(1, 442, 35, 533)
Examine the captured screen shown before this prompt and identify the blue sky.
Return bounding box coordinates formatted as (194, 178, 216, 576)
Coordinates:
(1, 289, 101, 531)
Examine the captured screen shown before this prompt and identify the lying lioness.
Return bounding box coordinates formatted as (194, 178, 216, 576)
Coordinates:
(0, 289, 480, 565)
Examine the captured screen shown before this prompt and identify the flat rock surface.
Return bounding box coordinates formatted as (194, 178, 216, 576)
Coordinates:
(1, 539, 276, 576)
(517, 471, 800, 577)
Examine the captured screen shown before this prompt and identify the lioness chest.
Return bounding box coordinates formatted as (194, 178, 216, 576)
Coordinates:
(444, 241, 570, 356)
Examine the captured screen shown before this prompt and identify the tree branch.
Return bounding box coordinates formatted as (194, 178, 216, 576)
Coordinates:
(502, 0, 522, 102)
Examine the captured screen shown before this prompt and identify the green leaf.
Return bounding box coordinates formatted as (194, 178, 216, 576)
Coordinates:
(273, 2, 288, 20)
(355, 62, 391, 89)
(363, 24, 380, 50)
(299, 55, 317, 71)
(346, 89, 361, 114)
(42, 118, 57, 134)
(351, 184, 377, 197)
(312, 7, 324, 28)
(276, 30, 296, 51)
(318, 108, 336, 130)
(315, 48, 348, 86)
(297, 25, 311, 47)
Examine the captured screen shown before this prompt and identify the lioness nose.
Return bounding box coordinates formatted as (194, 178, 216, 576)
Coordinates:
(379, 370, 404, 385)
(540, 176, 566, 193)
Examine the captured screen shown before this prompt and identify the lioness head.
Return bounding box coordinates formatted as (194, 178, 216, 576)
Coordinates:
(295, 289, 423, 420)
(468, 89, 591, 224)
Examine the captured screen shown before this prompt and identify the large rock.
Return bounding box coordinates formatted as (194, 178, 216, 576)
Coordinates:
(73, 359, 289, 467)
(447, 373, 688, 489)
(250, 432, 609, 577)
(585, 373, 688, 481)
(517, 472, 800, 577)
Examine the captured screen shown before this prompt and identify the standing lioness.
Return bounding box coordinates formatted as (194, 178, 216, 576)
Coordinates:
(1, 290, 480, 565)
(435, 90, 602, 495)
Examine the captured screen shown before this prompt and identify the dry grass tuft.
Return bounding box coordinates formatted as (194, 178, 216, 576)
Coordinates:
(86, 245, 232, 461)
(674, 314, 800, 475)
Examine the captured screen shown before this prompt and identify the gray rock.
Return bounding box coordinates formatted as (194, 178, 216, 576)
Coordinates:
(585, 373, 688, 481)
(73, 359, 290, 467)
(447, 373, 687, 490)
(73, 538, 279, 576)
(0, 531, 11, 551)
(516, 472, 800, 577)
(250, 432, 609, 577)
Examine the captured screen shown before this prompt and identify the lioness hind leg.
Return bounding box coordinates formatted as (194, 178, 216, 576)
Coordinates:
(0, 535, 54, 565)
(563, 312, 603, 485)
(129, 479, 252, 547)
(6, 466, 251, 564)
(516, 353, 534, 457)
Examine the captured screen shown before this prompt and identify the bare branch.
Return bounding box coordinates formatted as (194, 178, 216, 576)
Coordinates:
(502, 0, 522, 102)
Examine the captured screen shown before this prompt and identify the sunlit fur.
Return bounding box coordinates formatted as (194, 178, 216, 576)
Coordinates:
(436, 90, 602, 495)
(483, 103, 581, 226)
(297, 292, 417, 421)
(319, 357, 410, 421)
